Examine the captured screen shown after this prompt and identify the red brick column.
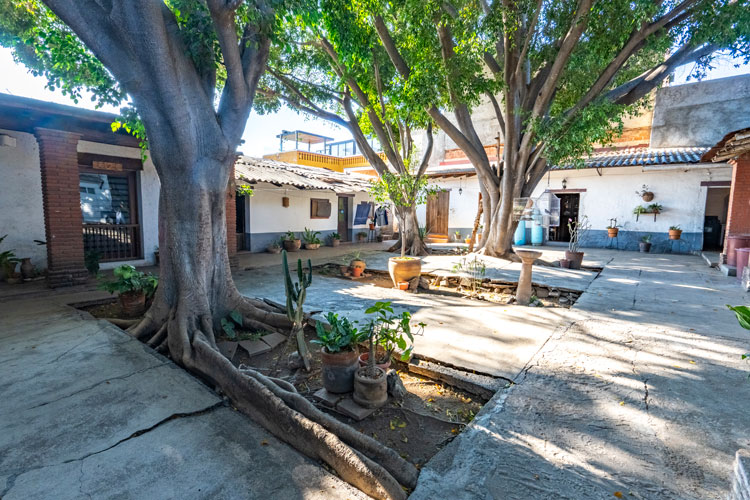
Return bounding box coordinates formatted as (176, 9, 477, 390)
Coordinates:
(226, 162, 238, 269)
(34, 128, 88, 287)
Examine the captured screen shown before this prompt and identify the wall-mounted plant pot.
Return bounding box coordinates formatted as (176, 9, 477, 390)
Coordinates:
(282, 196, 290, 207)
(564, 251, 584, 270)
(304, 243, 320, 250)
(388, 257, 422, 287)
(120, 290, 146, 317)
(353, 366, 388, 409)
(669, 229, 682, 240)
(607, 228, 619, 238)
(321, 348, 359, 394)
(369, 224, 376, 230)
(283, 239, 301, 252)
(642, 192, 654, 202)
(331, 238, 341, 247)
(559, 259, 571, 268)
(639, 242, 652, 253)
(351, 266, 363, 277)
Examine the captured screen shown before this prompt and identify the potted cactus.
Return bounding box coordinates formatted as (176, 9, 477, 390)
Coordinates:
(282, 250, 313, 371)
(313, 312, 365, 393)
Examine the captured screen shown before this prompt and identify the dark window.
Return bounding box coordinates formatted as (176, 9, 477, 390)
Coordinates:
(311, 198, 332, 219)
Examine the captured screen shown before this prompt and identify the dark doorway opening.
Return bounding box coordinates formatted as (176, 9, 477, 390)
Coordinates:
(548, 193, 580, 242)
(703, 187, 730, 251)
(236, 194, 249, 251)
(338, 196, 350, 241)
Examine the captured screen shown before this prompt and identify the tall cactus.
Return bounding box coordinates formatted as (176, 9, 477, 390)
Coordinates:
(282, 250, 313, 371)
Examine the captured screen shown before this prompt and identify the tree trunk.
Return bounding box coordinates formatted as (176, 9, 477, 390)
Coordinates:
(388, 205, 427, 256)
(128, 155, 414, 500)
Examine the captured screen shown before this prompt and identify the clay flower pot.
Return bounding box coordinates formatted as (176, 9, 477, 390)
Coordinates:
(607, 228, 619, 238)
(283, 239, 301, 252)
(304, 243, 320, 250)
(353, 366, 388, 409)
(642, 192, 654, 202)
(331, 238, 341, 247)
(267, 246, 281, 254)
(564, 250, 584, 270)
(351, 267, 363, 277)
(639, 242, 652, 253)
(464, 238, 472, 244)
(20, 258, 33, 279)
(668, 229, 682, 240)
(321, 348, 359, 394)
(388, 257, 421, 288)
(559, 259, 571, 268)
(358, 351, 391, 372)
(350, 258, 366, 271)
(397, 281, 409, 290)
(119, 290, 146, 317)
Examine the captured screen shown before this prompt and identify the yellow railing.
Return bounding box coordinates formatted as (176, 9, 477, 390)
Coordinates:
(263, 150, 386, 172)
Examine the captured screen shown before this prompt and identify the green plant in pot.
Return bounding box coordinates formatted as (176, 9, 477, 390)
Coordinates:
(564, 216, 590, 270)
(282, 231, 301, 252)
(639, 234, 652, 253)
(669, 225, 682, 240)
(354, 301, 423, 408)
(267, 238, 282, 254)
(302, 227, 322, 250)
(0, 235, 20, 284)
(99, 264, 158, 317)
(313, 312, 366, 393)
(329, 232, 341, 247)
(356, 231, 367, 242)
(349, 251, 366, 277)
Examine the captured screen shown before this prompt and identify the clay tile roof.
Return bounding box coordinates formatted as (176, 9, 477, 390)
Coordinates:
(234, 156, 373, 193)
(553, 146, 711, 170)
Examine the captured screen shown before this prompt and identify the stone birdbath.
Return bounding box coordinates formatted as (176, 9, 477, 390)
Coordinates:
(513, 248, 542, 306)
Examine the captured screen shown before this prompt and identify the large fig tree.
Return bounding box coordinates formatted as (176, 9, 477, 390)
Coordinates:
(0, 1, 414, 498)
(369, 0, 750, 257)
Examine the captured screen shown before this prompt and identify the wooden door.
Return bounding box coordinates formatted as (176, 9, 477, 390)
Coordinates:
(548, 193, 579, 242)
(337, 196, 350, 241)
(426, 190, 450, 235)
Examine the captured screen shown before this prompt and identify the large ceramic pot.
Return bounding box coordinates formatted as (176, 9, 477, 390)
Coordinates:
(321, 348, 359, 394)
(20, 258, 33, 279)
(639, 242, 652, 253)
(331, 238, 341, 247)
(267, 245, 281, 254)
(388, 257, 421, 288)
(120, 291, 146, 317)
(358, 351, 391, 372)
(353, 366, 388, 408)
(283, 239, 302, 252)
(304, 243, 320, 250)
(564, 250, 584, 270)
(668, 229, 682, 240)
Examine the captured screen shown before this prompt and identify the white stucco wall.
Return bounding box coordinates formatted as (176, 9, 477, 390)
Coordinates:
(249, 185, 340, 234)
(78, 140, 161, 268)
(0, 129, 46, 269)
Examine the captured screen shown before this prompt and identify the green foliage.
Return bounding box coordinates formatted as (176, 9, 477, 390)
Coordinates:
(236, 184, 254, 197)
(669, 225, 681, 231)
(648, 204, 663, 213)
(220, 310, 244, 340)
(726, 305, 750, 363)
(282, 249, 312, 325)
(641, 234, 652, 243)
(84, 249, 101, 275)
(452, 256, 486, 292)
(361, 301, 425, 369)
(98, 265, 158, 297)
(633, 205, 648, 215)
(330, 232, 341, 240)
(312, 312, 365, 353)
(0, 234, 19, 276)
(369, 169, 436, 209)
(283, 231, 298, 242)
(302, 227, 321, 244)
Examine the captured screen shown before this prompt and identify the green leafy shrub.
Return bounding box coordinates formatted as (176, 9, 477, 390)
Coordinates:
(312, 312, 364, 353)
(727, 305, 750, 362)
(283, 231, 298, 241)
(302, 228, 321, 244)
(99, 264, 158, 297)
(361, 301, 425, 370)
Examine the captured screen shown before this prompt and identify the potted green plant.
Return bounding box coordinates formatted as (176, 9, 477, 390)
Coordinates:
(606, 218, 620, 238)
(349, 251, 366, 273)
(267, 238, 282, 254)
(639, 234, 652, 253)
(302, 228, 322, 250)
(0, 235, 20, 284)
(647, 203, 663, 214)
(282, 231, 301, 252)
(99, 264, 158, 317)
(564, 216, 590, 270)
(633, 205, 647, 221)
(356, 231, 367, 242)
(329, 232, 341, 247)
(313, 312, 365, 393)
(636, 184, 654, 202)
(354, 301, 423, 408)
(454, 230, 462, 242)
(669, 225, 682, 240)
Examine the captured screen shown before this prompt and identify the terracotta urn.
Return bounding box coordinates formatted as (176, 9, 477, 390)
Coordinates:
(388, 257, 421, 288)
(668, 229, 682, 240)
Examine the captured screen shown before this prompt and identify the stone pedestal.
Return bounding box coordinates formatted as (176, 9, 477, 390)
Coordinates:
(514, 248, 542, 306)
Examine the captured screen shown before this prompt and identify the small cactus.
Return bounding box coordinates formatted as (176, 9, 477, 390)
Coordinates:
(282, 250, 312, 371)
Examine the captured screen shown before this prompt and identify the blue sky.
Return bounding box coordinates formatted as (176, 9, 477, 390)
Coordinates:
(0, 47, 748, 156)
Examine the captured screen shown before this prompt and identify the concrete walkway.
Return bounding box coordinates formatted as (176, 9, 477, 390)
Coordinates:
(0, 290, 366, 499)
(410, 251, 750, 500)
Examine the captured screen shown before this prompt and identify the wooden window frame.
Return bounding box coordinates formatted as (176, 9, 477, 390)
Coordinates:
(310, 198, 332, 219)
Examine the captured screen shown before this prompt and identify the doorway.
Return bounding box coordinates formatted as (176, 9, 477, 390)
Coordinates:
(338, 196, 350, 241)
(548, 193, 580, 242)
(703, 187, 730, 250)
(236, 194, 249, 251)
(426, 190, 450, 235)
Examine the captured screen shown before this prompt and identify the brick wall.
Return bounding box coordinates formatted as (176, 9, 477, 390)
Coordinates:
(444, 144, 502, 161)
(34, 128, 88, 287)
(725, 155, 750, 239)
(226, 163, 238, 268)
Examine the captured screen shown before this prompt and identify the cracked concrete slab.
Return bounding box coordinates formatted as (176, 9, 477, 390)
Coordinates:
(411, 250, 750, 500)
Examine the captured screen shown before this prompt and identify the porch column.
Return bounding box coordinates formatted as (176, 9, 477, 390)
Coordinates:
(724, 155, 750, 260)
(34, 127, 88, 287)
(226, 162, 238, 269)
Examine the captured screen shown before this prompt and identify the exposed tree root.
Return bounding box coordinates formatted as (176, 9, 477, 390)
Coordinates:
(146, 322, 168, 347)
(103, 317, 138, 329)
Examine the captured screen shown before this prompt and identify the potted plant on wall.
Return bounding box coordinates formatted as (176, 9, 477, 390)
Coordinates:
(639, 234, 652, 253)
(99, 264, 158, 317)
(565, 215, 590, 270)
(669, 225, 682, 240)
(636, 184, 654, 202)
(302, 228, 321, 250)
(313, 312, 365, 393)
(329, 232, 341, 247)
(606, 218, 620, 238)
(282, 231, 301, 252)
(354, 301, 423, 408)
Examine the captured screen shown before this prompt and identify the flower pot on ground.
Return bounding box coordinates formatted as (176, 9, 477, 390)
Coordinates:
(353, 367, 388, 408)
(358, 350, 391, 371)
(464, 237, 471, 244)
(302, 228, 322, 250)
(351, 266, 363, 277)
(349, 252, 366, 272)
(282, 231, 301, 251)
(564, 251, 584, 269)
(20, 257, 33, 279)
(565, 216, 590, 270)
(98, 264, 158, 318)
(0, 234, 20, 283)
(357, 232, 367, 242)
(267, 243, 282, 254)
(397, 281, 409, 290)
(388, 257, 421, 288)
(669, 226, 682, 240)
(639, 235, 652, 253)
(313, 313, 365, 394)
(559, 259, 571, 268)
(329, 232, 341, 247)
